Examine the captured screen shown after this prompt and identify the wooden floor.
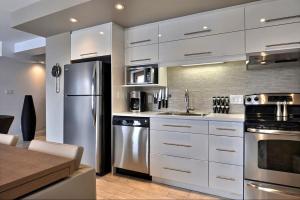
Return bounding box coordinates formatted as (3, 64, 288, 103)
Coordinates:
(96, 174, 219, 200)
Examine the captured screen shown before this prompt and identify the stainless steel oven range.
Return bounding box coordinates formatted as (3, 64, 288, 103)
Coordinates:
(244, 93, 300, 199)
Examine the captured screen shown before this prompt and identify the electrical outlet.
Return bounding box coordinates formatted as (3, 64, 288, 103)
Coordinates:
(148, 94, 153, 104)
(230, 95, 244, 104)
(4, 90, 14, 95)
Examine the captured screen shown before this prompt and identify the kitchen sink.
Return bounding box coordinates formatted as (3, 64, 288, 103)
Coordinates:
(157, 112, 208, 117)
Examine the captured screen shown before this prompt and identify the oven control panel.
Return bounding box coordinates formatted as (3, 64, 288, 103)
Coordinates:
(245, 93, 300, 105)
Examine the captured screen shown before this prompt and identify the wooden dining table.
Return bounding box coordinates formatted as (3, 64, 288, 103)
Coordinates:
(0, 144, 75, 199)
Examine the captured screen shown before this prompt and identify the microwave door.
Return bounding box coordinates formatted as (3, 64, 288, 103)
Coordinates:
(130, 68, 145, 84)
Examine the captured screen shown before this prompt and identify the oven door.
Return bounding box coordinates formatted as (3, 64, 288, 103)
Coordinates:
(245, 129, 300, 188)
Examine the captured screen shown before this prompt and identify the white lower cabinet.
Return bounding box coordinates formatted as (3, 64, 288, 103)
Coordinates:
(150, 154, 208, 187)
(209, 162, 243, 196)
(209, 135, 243, 165)
(151, 130, 208, 161)
(150, 118, 244, 199)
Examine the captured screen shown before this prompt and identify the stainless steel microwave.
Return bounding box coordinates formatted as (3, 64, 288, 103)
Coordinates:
(126, 64, 158, 85)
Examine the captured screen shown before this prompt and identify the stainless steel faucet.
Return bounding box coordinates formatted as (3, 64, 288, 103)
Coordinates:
(184, 89, 193, 113)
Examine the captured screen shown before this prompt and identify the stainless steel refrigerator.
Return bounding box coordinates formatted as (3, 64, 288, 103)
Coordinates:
(64, 57, 111, 175)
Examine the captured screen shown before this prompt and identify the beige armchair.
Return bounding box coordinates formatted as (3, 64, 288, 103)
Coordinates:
(0, 133, 19, 146)
(25, 140, 96, 200)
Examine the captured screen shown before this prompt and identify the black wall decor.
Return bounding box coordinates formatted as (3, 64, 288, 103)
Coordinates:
(0, 115, 14, 134)
(21, 95, 36, 141)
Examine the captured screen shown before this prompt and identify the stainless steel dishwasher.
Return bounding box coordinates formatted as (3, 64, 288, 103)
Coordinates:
(113, 116, 150, 174)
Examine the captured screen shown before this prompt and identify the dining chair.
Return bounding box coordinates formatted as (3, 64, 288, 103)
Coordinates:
(28, 140, 84, 172)
(0, 133, 19, 146)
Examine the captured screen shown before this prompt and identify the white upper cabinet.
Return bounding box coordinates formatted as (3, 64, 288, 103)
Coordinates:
(159, 7, 244, 43)
(71, 23, 112, 60)
(159, 31, 245, 66)
(125, 23, 159, 48)
(246, 23, 300, 53)
(125, 44, 158, 66)
(245, 0, 300, 29)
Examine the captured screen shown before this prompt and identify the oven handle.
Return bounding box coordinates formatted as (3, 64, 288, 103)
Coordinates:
(247, 183, 300, 198)
(247, 128, 300, 136)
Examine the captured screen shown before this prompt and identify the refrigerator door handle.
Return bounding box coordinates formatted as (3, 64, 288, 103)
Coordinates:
(91, 64, 96, 126)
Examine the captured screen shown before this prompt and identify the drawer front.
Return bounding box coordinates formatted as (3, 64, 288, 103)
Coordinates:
(209, 135, 243, 165)
(209, 121, 243, 137)
(71, 23, 111, 60)
(151, 154, 208, 187)
(125, 23, 159, 48)
(245, 0, 300, 29)
(159, 31, 245, 64)
(159, 7, 244, 43)
(246, 23, 300, 53)
(125, 44, 158, 66)
(151, 130, 208, 160)
(209, 162, 243, 195)
(151, 118, 208, 134)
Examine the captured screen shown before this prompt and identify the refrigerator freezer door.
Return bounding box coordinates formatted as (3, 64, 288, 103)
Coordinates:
(64, 95, 102, 172)
(64, 61, 103, 95)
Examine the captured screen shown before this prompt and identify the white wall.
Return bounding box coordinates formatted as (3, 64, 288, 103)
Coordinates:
(0, 57, 45, 138)
(46, 32, 70, 143)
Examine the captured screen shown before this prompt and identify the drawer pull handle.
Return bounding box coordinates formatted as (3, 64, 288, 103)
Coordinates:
(216, 128, 236, 131)
(130, 58, 151, 62)
(164, 167, 191, 174)
(216, 148, 236, 153)
(216, 176, 235, 181)
(130, 39, 151, 45)
(80, 52, 98, 57)
(184, 29, 212, 36)
(266, 42, 300, 48)
(163, 142, 192, 148)
(163, 124, 192, 128)
(184, 52, 212, 57)
(263, 15, 300, 23)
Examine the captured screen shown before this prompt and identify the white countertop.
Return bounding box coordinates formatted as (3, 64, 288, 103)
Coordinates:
(113, 112, 245, 122)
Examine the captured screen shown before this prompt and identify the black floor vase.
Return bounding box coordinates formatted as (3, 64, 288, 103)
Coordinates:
(21, 95, 36, 141)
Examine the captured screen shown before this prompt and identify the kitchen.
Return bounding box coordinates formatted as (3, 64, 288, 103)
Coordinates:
(6, 0, 300, 199)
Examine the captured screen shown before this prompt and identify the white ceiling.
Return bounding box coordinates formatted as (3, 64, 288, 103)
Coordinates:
(12, 0, 259, 37)
(0, 0, 41, 44)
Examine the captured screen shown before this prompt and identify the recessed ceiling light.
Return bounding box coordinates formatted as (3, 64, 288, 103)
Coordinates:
(158, 34, 162, 37)
(260, 18, 266, 23)
(70, 18, 78, 23)
(115, 3, 125, 10)
(99, 31, 104, 35)
(203, 26, 208, 30)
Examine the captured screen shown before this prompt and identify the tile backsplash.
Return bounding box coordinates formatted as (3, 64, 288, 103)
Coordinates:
(130, 61, 300, 114)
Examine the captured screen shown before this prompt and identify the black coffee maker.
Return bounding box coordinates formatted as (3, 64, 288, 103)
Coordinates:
(129, 91, 147, 112)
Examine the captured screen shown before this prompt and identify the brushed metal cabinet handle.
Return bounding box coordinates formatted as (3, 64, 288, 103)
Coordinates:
(80, 52, 98, 57)
(184, 52, 212, 57)
(216, 176, 235, 181)
(184, 29, 212, 36)
(264, 15, 300, 23)
(163, 142, 192, 148)
(130, 39, 151, 45)
(216, 148, 236, 153)
(163, 124, 192, 128)
(216, 128, 236, 131)
(164, 167, 191, 174)
(266, 42, 300, 48)
(130, 58, 151, 62)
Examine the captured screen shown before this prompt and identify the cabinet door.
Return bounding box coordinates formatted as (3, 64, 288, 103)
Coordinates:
(159, 31, 245, 65)
(209, 121, 244, 137)
(71, 23, 111, 60)
(151, 130, 208, 160)
(209, 135, 243, 166)
(159, 7, 244, 43)
(209, 162, 243, 196)
(246, 23, 300, 53)
(125, 44, 158, 66)
(245, 0, 300, 29)
(151, 154, 208, 187)
(125, 23, 159, 48)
